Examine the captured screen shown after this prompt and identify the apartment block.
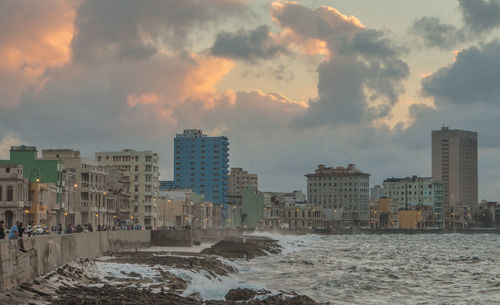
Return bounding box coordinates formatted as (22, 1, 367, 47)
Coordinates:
(284, 205, 326, 229)
(95, 150, 159, 228)
(383, 176, 444, 228)
(229, 168, 258, 196)
(173, 129, 229, 206)
(432, 126, 477, 228)
(306, 164, 370, 229)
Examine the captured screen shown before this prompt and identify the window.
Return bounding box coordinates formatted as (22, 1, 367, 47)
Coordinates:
(6, 186, 13, 201)
(135, 165, 139, 172)
(5, 168, 10, 173)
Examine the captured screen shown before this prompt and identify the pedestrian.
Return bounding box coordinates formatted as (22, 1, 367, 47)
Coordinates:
(0, 220, 5, 239)
(9, 221, 27, 252)
(57, 223, 62, 234)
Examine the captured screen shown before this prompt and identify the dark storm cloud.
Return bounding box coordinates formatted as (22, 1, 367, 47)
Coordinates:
(459, 0, 500, 34)
(411, 17, 466, 49)
(211, 25, 288, 62)
(422, 40, 500, 105)
(72, 0, 246, 63)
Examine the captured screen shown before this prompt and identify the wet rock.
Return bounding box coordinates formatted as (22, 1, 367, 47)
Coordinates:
(225, 288, 260, 301)
(201, 236, 281, 259)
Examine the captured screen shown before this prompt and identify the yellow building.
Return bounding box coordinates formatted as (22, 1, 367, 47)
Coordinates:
(30, 182, 57, 227)
(398, 210, 422, 229)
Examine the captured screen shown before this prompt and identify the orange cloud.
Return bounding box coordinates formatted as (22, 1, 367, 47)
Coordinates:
(0, 0, 75, 107)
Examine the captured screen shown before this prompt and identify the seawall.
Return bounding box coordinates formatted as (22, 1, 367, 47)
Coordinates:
(0, 230, 150, 292)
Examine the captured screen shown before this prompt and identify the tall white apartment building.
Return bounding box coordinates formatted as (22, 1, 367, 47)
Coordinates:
(95, 150, 159, 228)
(306, 164, 370, 229)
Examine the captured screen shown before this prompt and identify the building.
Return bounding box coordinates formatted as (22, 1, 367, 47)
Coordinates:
(0, 164, 29, 228)
(158, 189, 218, 229)
(306, 164, 370, 229)
(102, 166, 132, 227)
(383, 176, 444, 228)
(42, 149, 108, 228)
(370, 197, 398, 229)
(95, 150, 160, 228)
(370, 185, 384, 201)
(173, 129, 229, 206)
(432, 126, 478, 228)
(284, 190, 306, 206)
(284, 205, 326, 229)
(159, 180, 177, 191)
(240, 190, 285, 229)
(228, 168, 258, 196)
(0, 146, 63, 225)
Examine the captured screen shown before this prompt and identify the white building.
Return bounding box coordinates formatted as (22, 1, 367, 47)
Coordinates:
(95, 150, 160, 228)
(306, 164, 370, 229)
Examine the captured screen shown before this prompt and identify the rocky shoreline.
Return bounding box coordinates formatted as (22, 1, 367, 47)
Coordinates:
(0, 236, 323, 305)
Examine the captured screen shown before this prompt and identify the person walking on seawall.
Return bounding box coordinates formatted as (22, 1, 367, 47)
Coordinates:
(9, 221, 27, 252)
(57, 223, 62, 235)
(0, 220, 5, 239)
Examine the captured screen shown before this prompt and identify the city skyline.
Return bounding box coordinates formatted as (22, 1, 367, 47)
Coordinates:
(1, 0, 500, 200)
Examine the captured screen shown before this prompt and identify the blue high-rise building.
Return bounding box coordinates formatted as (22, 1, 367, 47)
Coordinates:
(173, 129, 229, 205)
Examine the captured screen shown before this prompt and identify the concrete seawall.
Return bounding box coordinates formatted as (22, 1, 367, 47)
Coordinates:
(0, 230, 150, 292)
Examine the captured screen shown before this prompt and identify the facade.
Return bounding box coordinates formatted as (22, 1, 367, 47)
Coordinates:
(383, 176, 444, 228)
(42, 149, 108, 228)
(432, 127, 478, 228)
(29, 182, 57, 227)
(306, 164, 370, 229)
(102, 167, 132, 227)
(284, 205, 326, 229)
(95, 150, 160, 228)
(370, 197, 398, 229)
(173, 129, 229, 206)
(158, 189, 218, 229)
(239, 190, 286, 229)
(284, 190, 306, 206)
(228, 168, 258, 196)
(0, 164, 29, 228)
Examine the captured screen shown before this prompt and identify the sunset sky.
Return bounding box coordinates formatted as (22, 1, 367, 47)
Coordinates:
(1, 0, 500, 199)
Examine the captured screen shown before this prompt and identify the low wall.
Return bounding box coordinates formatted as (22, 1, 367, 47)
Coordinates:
(0, 230, 150, 292)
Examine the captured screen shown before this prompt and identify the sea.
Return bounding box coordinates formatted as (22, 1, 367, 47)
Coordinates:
(96, 233, 500, 304)
(191, 233, 500, 304)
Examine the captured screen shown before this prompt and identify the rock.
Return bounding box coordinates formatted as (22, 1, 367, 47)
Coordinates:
(225, 288, 259, 301)
(201, 236, 281, 259)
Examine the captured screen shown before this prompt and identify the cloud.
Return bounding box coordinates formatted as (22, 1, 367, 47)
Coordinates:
(270, 2, 409, 128)
(411, 0, 500, 50)
(411, 17, 466, 49)
(422, 40, 500, 105)
(211, 25, 288, 62)
(0, 0, 74, 107)
(72, 0, 246, 64)
(459, 0, 500, 34)
(0, 133, 22, 159)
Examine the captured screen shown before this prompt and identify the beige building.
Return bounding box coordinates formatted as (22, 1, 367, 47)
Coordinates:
(432, 127, 477, 228)
(0, 164, 29, 228)
(284, 205, 326, 229)
(158, 189, 218, 229)
(306, 164, 370, 229)
(95, 150, 160, 228)
(101, 166, 132, 227)
(370, 197, 398, 229)
(42, 149, 108, 227)
(229, 168, 258, 196)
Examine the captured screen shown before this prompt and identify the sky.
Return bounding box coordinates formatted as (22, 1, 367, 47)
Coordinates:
(1, 0, 500, 200)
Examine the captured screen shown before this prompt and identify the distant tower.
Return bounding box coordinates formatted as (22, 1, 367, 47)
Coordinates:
(432, 127, 477, 227)
(173, 129, 229, 205)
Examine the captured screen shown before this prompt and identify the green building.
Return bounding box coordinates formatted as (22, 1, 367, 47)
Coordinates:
(0, 145, 63, 204)
(241, 189, 265, 228)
